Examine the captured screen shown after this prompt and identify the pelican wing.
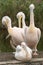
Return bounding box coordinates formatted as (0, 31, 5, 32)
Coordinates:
(37, 28, 41, 42)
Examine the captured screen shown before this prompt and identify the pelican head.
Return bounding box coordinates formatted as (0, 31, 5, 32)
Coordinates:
(17, 12, 25, 19)
(16, 45, 22, 52)
(2, 16, 11, 28)
(16, 12, 25, 28)
(29, 4, 35, 10)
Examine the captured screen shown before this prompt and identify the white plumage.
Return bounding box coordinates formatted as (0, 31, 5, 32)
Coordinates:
(14, 42, 32, 61)
(16, 12, 28, 42)
(9, 12, 26, 49)
(2, 16, 25, 48)
(14, 45, 26, 61)
(25, 4, 41, 55)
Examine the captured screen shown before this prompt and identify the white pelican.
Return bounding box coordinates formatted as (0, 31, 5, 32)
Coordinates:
(16, 12, 28, 42)
(25, 4, 41, 55)
(14, 42, 32, 61)
(2, 16, 25, 48)
(9, 12, 26, 49)
(14, 45, 26, 61)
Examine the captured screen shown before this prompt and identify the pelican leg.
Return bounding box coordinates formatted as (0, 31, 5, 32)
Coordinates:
(10, 39, 16, 50)
(6, 34, 10, 39)
(33, 45, 38, 56)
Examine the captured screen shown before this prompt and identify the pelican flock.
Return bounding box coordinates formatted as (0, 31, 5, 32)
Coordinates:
(2, 4, 41, 61)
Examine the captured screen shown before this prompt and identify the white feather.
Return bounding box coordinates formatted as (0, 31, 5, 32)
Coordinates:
(15, 42, 32, 61)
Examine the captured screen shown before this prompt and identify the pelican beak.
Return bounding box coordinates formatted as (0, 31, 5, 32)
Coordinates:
(5, 19, 8, 25)
(4, 20, 8, 29)
(5, 22, 7, 28)
(20, 15, 22, 19)
(18, 15, 22, 28)
(5, 22, 7, 26)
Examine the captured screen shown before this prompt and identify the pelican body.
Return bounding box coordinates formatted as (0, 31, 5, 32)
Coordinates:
(25, 4, 41, 55)
(15, 45, 26, 61)
(2, 16, 25, 47)
(10, 12, 27, 48)
(14, 42, 32, 61)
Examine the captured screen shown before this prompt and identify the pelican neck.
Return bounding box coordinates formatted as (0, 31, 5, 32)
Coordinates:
(22, 18, 26, 28)
(30, 9, 35, 26)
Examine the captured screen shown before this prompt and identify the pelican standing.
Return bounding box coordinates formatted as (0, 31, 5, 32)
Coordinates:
(25, 4, 41, 55)
(2, 16, 25, 49)
(10, 12, 27, 49)
(16, 12, 28, 42)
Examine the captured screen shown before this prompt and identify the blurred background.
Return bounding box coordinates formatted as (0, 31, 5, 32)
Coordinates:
(0, 0, 43, 52)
